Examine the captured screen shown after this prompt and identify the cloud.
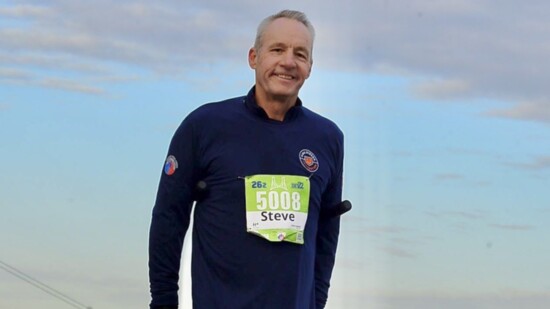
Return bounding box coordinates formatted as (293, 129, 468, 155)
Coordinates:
(365, 225, 411, 235)
(412, 79, 472, 101)
(380, 246, 416, 259)
(485, 100, 550, 125)
(504, 156, 550, 171)
(0, 28, 165, 69)
(347, 1, 550, 100)
(0, 2, 253, 70)
(489, 223, 535, 231)
(0, 4, 53, 18)
(0, 67, 32, 81)
(0, 65, 106, 95)
(335, 257, 367, 270)
(0, 1, 261, 94)
(0, 52, 111, 76)
(1, 0, 550, 112)
(38, 78, 105, 95)
(425, 210, 484, 220)
(434, 173, 464, 181)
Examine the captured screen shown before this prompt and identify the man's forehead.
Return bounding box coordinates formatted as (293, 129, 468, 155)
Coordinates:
(262, 18, 313, 49)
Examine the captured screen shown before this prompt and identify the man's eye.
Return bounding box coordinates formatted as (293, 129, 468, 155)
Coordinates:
(296, 53, 308, 60)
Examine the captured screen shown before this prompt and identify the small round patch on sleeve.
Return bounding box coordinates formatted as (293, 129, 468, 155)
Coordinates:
(164, 155, 178, 176)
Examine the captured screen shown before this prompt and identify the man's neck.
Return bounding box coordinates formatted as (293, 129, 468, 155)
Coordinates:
(255, 89, 297, 122)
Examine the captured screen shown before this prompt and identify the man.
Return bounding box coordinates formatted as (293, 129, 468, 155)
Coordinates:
(149, 10, 344, 309)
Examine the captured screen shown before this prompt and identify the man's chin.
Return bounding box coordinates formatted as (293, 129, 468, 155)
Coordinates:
(270, 86, 302, 99)
(257, 82, 303, 102)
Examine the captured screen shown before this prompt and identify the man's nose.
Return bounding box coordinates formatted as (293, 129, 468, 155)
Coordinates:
(280, 51, 297, 67)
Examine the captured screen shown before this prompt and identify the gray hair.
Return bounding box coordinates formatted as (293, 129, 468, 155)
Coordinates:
(254, 10, 315, 51)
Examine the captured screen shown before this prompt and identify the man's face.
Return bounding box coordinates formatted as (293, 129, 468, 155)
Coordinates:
(248, 17, 313, 102)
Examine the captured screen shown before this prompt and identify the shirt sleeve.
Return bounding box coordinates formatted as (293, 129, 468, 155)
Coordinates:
(149, 117, 199, 308)
(315, 132, 344, 308)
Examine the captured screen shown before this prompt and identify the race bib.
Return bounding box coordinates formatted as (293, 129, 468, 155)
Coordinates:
(244, 175, 310, 244)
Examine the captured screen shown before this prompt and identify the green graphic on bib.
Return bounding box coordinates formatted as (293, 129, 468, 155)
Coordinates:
(244, 174, 310, 244)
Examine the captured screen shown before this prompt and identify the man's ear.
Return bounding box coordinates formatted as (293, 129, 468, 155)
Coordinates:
(248, 48, 257, 69)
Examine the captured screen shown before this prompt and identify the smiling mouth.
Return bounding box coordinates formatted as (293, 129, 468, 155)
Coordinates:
(274, 73, 294, 80)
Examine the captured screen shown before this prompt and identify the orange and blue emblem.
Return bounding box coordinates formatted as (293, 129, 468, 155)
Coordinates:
(164, 155, 178, 176)
(299, 149, 319, 172)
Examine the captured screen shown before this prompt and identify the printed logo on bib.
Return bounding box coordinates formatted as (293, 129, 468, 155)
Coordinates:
(244, 174, 310, 244)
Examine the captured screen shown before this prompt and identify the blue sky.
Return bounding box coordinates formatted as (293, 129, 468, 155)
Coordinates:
(1, 1, 550, 308)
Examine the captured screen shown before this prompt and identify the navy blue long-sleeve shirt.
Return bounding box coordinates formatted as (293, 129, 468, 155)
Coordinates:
(149, 87, 344, 309)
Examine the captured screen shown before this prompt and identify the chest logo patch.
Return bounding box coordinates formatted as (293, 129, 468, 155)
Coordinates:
(164, 155, 178, 176)
(299, 149, 319, 173)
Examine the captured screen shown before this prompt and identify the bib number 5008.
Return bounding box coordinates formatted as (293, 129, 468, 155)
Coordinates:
(256, 191, 301, 210)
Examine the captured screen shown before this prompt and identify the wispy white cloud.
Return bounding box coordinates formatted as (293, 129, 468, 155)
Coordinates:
(425, 210, 485, 220)
(0, 66, 106, 95)
(434, 173, 464, 181)
(412, 79, 472, 101)
(0, 28, 165, 67)
(0, 67, 32, 81)
(38, 78, 104, 95)
(0, 2, 252, 70)
(0, 4, 53, 18)
(0, 102, 11, 111)
(389, 237, 422, 246)
(504, 156, 550, 171)
(485, 100, 550, 125)
(365, 225, 411, 235)
(380, 246, 416, 259)
(0, 52, 111, 75)
(335, 257, 367, 270)
(489, 223, 535, 231)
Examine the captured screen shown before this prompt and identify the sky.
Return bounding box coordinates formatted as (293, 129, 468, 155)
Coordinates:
(1, 0, 549, 308)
